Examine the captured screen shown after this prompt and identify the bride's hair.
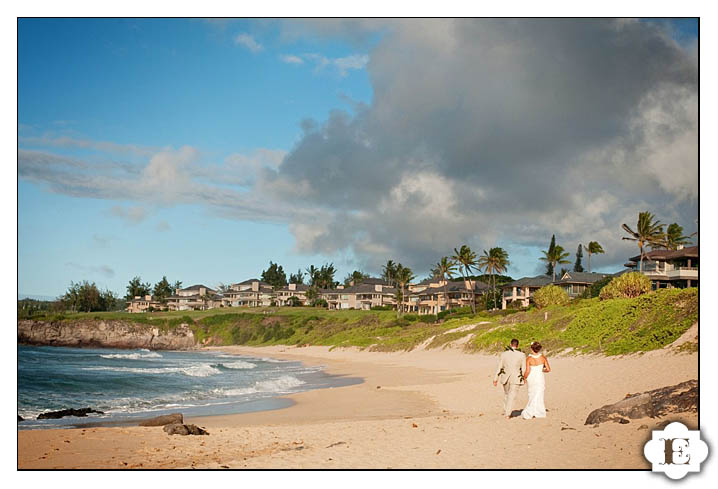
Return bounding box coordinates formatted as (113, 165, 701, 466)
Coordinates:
(530, 341, 542, 353)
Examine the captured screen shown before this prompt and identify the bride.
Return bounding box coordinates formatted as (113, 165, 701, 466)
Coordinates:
(521, 341, 551, 419)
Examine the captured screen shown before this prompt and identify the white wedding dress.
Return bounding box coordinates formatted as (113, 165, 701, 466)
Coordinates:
(521, 353, 546, 419)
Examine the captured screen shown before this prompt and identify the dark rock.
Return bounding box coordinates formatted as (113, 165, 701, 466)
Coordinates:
(38, 408, 104, 420)
(585, 379, 697, 426)
(138, 413, 183, 427)
(18, 415, 24, 422)
(638, 424, 649, 430)
(163, 423, 209, 436)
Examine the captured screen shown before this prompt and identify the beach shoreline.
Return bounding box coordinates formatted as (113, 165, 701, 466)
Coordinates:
(18, 345, 698, 469)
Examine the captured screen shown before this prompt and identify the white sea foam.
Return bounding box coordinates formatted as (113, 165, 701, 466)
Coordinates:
(100, 351, 162, 360)
(220, 360, 256, 369)
(217, 375, 305, 397)
(83, 363, 221, 377)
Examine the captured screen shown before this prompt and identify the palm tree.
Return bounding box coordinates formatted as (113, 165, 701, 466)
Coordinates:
(540, 245, 571, 282)
(432, 257, 457, 313)
(394, 264, 415, 317)
(305, 265, 320, 287)
(661, 223, 693, 250)
(478, 247, 510, 310)
(382, 260, 397, 286)
(583, 241, 605, 273)
(622, 212, 665, 272)
(452, 245, 478, 314)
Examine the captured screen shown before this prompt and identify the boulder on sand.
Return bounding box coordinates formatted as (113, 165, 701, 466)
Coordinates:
(138, 413, 183, 427)
(585, 379, 697, 425)
(37, 408, 104, 420)
(163, 423, 209, 436)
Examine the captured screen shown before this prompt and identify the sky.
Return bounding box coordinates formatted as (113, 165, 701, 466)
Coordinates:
(18, 18, 698, 298)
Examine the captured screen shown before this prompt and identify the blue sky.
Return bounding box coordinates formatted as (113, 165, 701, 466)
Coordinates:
(18, 19, 698, 298)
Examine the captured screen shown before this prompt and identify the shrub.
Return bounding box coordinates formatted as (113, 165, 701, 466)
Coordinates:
(311, 298, 328, 308)
(403, 314, 419, 322)
(599, 272, 652, 300)
(532, 285, 569, 309)
(370, 305, 393, 311)
(418, 314, 438, 323)
(287, 296, 302, 307)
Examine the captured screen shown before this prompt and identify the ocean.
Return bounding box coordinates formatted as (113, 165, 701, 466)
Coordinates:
(18, 345, 361, 429)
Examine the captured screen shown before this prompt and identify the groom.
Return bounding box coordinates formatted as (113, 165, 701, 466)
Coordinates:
(493, 338, 526, 419)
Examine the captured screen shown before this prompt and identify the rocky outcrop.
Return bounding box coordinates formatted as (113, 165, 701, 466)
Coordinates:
(163, 424, 209, 436)
(585, 379, 697, 425)
(18, 320, 196, 350)
(37, 408, 104, 419)
(139, 413, 183, 427)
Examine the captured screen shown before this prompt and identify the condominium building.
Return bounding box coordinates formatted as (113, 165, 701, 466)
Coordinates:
(126, 295, 163, 313)
(624, 245, 698, 289)
(275, 283, 311, 306)
(224, 279, 274, 307)
(166, 285, 220, 311)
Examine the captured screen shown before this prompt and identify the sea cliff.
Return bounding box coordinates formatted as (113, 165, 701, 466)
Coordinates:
(17, 319, 196, 350)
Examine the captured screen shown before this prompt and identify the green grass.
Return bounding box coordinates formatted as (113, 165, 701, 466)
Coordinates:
(26, 289, 697, 355)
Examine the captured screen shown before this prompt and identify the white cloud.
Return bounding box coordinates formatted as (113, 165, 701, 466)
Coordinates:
(280, 54, 304, 64)
(234, 33, 263, 53)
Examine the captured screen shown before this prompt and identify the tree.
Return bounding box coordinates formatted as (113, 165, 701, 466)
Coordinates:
(661, 223, 693, 250)
(306, 286, 319, 302)
(62, 281, 117, 312)
(261, 261, 288, 290)
(216, 283, 231, 294)
(573, 244, 584, 272)
(172, 280, 183, 293)
(478, 247, 510, 310)
(289, 269, 305, 285)
(545, 235, 556, 277)
(621, 212, 665, 272)
(318, 263, 337, 289)
(125, 276, 151, 301)
(394, 264, 415, 317)
(431, 256, 457, 312)
(305, 265, 320, 286)
(382, 260, 397, 286)
(452, 245, 478, 314)
(344, 270, 369, 287)
(153, 276, 173, 302)
(540, 245, 571, 282)
(583, 241, 605, 273)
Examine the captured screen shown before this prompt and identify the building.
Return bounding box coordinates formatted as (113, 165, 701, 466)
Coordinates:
(224, 279, 274, 307)
(322, 280, 397, 310)
(166, 285, 220, 311)
(553, 271, 612, 298)
(275, 283, 310, 306)
(126, 295, 163, 313)
(501, 275, 553, 309)
(407, 278, 490, 314)
(624, 245, 699, 289)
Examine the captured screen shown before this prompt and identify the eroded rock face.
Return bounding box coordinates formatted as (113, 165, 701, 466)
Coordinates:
(138, 413, 184, 427)
(163, 423, 209, 436)
(18, 320, 196, 350)
(585, 379, 697, 425)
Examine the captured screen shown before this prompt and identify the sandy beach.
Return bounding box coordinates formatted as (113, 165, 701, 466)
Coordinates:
(18, 344, 697, 469)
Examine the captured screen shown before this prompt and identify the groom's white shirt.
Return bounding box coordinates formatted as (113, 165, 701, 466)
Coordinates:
(494, 348, 526, 385)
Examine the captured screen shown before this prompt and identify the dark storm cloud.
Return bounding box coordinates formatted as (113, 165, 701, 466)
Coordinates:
(264, 19, 697, 273)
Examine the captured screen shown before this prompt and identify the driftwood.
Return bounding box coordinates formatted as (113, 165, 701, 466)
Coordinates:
(585, 379, 697, 425)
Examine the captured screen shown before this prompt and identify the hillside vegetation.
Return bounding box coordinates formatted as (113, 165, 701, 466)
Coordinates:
(28, 288, 697, 356)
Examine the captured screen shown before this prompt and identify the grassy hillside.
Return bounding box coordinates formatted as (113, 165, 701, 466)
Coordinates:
(28, 288, 697, 356)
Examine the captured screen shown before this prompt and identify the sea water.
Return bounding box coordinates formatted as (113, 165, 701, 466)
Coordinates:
(18, 345, 361, 429)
